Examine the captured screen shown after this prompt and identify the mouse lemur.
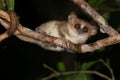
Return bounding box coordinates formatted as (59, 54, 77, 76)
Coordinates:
(35, 12, 97, 51)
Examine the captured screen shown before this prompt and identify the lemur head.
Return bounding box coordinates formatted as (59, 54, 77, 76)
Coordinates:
(67, 12, 97, 39)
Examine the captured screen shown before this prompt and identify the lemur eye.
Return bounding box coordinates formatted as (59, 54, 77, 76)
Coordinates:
(75, 24, 81, 29)
(83, 26, 88, 32)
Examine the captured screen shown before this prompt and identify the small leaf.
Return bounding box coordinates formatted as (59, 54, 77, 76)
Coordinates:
(76, 74, 93, 80)
(61, 74, 93, 80)
(97, 47, 106, 52)
(88, 0, 105, 10)
(6, 0, 15, 11)
(105, 58, 110, 66)
(81, 61, 98, 70)
(116, 26, 120, 32)
(102, 13, 110, 20)
(0, 0, 4, 9)
(57, 62, 65, 72)
(88, 0, 96, 6)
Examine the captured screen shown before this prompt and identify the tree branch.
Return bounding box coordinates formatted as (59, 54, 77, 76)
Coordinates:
(0, 9, 120, 53)
(7, 11, 19, 35)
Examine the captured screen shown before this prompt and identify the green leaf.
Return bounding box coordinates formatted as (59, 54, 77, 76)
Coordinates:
(6, 0, 15, 11)
(116, 25, 120, 32)
(94, 0, 104, 7)
(102, 13, 110, 20)
(57, 62, 65, 72)
(61, 74, 93, 80)
(106, 59, 110, 66)
(87, 0, 96, 6)
(81, 61, 98, 70)
(88, 0, 105, 10)
(76, 74, 93, 80)
(0, 0, 4, 9)
(97, 47, 106, 52)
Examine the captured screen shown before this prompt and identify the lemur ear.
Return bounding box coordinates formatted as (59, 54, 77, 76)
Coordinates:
(68, 12, 77, 24)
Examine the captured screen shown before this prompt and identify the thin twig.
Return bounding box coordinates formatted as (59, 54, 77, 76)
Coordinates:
(43, 64, 59, 74)
(42, 64, 112, 80)
(100, 59, 115, 80)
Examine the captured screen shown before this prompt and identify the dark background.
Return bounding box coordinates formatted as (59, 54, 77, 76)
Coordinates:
(0, 0, 120, 80)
